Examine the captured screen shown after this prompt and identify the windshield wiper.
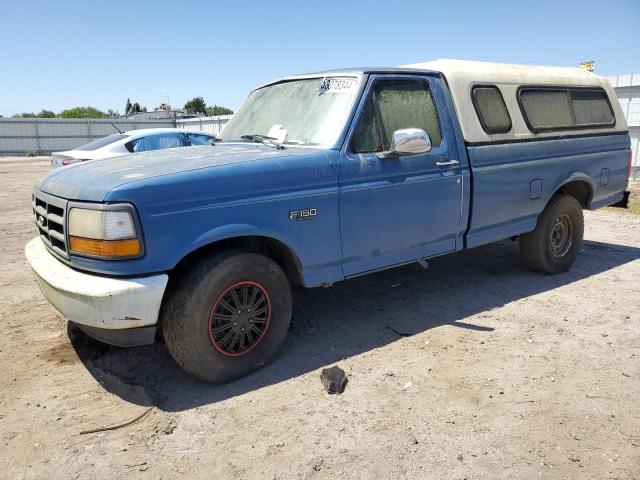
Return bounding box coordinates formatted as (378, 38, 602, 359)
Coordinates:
(240, 134, 285, 149)
(240, 134, 279, 141)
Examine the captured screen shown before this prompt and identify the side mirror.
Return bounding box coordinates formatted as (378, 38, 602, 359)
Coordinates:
(390, 128, 432, 156)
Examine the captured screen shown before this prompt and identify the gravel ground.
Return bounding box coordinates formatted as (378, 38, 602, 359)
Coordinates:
(1, 158, 639, 479)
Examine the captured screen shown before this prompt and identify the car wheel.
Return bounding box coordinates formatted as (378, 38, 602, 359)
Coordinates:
(519, 194, 584, 274)
(162, 250, 292, 383)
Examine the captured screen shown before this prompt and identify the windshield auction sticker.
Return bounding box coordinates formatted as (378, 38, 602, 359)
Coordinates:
(318, 77, 358, 94)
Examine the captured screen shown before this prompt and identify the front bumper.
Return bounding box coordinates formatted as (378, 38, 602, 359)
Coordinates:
(25, 237, 168, 345)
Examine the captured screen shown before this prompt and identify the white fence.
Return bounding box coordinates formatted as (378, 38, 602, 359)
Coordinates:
(0, 118, 175, 156)
(176, 115, 232, 137)
(0, 115, 234, 156)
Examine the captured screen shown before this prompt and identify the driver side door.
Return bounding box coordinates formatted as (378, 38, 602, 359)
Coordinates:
(338, 75, 463, 276)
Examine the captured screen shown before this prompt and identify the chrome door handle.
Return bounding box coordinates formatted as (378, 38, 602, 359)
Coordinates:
(435, 160, 460, 168)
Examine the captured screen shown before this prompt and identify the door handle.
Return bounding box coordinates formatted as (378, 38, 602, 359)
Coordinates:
(435, 160, 460, 168)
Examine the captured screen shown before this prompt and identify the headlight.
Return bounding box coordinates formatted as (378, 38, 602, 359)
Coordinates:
(68, 205, 142, 259)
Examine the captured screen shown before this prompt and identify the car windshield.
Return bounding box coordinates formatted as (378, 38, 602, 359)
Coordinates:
(219, 77, 360, 147)
(76, 134, 129, 151)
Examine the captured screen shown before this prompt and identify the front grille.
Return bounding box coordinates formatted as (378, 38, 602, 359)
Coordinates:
(32, 191, 68, 257)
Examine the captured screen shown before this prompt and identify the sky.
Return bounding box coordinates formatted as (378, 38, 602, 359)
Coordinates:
(0, 0, 639, 116)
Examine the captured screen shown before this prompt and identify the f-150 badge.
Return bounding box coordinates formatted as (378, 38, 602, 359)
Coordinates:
(289, 208, 317, 221)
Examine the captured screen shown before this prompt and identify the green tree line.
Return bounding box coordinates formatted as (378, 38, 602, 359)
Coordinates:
(13, 106, 112, 118)
(12, 97, 234, 119)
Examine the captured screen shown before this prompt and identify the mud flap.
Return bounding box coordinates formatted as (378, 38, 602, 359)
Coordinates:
(610, 190, 630, 209)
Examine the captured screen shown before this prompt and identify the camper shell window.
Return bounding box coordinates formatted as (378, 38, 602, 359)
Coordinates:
(471, 85, 512, 134)
(518, 86, 615, 132)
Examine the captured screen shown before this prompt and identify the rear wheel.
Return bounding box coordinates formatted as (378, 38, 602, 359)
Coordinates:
(519, 194, 584, 273)
(162, 250, 292, 383)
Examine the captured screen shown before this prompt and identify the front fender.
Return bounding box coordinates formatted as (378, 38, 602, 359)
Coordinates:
(166, 222, 298, 271)
(190, 223, 263, 252)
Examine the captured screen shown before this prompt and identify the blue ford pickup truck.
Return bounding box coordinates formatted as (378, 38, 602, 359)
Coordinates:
(26, 59, 632, 383)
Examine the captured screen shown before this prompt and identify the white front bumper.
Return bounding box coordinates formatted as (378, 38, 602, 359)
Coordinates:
(25, 237, 168, 330)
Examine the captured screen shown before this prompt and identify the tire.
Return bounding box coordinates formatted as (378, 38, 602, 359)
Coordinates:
(519, 194, 584, 274)
(162, 250, 292, 383)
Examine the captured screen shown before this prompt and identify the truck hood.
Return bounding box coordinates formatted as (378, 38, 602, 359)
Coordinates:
(36, 144, 322, 201)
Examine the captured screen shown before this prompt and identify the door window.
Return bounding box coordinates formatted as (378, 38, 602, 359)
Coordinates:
(351, 79, 442, 153)
(130, 133, 186, 152)
(351, 98, 383, 153)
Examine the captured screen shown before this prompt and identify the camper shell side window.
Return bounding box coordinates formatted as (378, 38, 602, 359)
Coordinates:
(517, 86, 615, 133)
(471, 85, 512, 134)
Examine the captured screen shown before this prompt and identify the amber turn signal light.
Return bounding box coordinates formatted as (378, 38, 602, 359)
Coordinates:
(69, 236, 141, 258)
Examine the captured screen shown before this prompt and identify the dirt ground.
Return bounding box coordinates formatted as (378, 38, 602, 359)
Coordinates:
(1, 157, 639, 480)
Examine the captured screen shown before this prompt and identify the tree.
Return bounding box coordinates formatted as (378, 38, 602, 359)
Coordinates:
(13, 109, 56, 118)
(206, 104, 234, 116)
(124, 100, 146, 114)
(184, 97, 207, 114)
(57, 106, 108, 118)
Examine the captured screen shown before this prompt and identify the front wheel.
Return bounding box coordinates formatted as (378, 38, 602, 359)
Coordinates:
(519, 194, 584, 273)
(162, 250, 292, 383)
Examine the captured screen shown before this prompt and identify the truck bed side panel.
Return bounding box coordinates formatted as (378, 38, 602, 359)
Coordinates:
(465, 133, 630, 248)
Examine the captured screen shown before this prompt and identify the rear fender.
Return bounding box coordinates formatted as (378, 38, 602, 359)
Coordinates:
(551, 173, 595, 208)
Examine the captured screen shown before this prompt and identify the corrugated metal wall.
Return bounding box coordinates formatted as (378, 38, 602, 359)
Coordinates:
(176, 115, 233, 136)
(0, 118, 175, 155)
(607, 74, 640, 178)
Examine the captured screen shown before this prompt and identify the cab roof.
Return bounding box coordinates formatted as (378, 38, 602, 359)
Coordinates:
(254, 67, 433, 90)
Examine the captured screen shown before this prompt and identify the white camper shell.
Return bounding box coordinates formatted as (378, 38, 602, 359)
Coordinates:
(402, 59, 628, 144)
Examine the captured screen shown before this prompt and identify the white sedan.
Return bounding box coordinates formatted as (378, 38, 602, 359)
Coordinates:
(50, 128, 217, 168)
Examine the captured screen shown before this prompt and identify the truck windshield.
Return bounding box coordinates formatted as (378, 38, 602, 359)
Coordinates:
(219, 77, 359, 147)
